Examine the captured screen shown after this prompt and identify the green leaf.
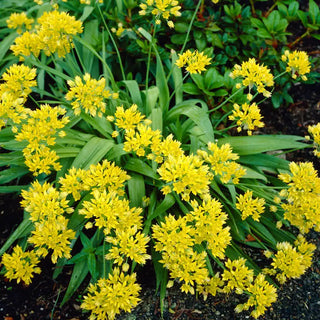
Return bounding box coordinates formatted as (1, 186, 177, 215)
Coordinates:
(182, 83, 202, 95)
(80, 112, 113, 138)
(309, 0, 320, 24)
(128, 173, 145, 207)
(0, 32, 17, 63)
(125, 158, 159, 179)
(239, 153, 289, 171)
(167, 100, 214, 143)
(0, 218, 33, 256)
(145, 194, 175, 225)
(60, 259, 89, 306)
(80, 6, 94, 22)
(218, 135, 306, 155)
(0, 167, 30, 184)
(71, 137, 114, 170)
(156, 51, 170, 113)
(171, 51, 183, 105)
(121, 80, 143, 106)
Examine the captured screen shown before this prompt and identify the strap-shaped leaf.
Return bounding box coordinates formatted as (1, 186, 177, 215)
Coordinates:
(128, 173, 145, 208)
(60, 259, 89, 306)
(125, 158, 159, 180)
(120, 80, 143, 107)
(218, 135, 306, 155)
(71, 137, 114, 170)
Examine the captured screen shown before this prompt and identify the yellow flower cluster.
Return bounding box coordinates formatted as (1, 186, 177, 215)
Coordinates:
(0, 64, 37, 100)
(60, 160, 130, 201)
(21, 181, 75, 263)
(223, 258, 277, 319)
(139, 0, 181, 28)
(153, 214, 209, 294)
(0, 64, 36, 130)
(278, 162, 320, 233)
(175, 50, 211, 74)
(264, 235, 316, 284)
(235, 273, 278, 319)
(282, 50, 311, 80)
(230, 58, 274, 98)
(187, 198, 231, 258)
(307, 123, 320, 157)
(1, 245, 41, 285)
(229, 102, 265, 135)
(158, 154, 211, 201)
(66, 73, 118, 117)
(236, 190, 265, 221)
(197, 142, 246, 184)
(14, 104, 69, 175)
(6, 12, 34, 34)
(81, 269, 141, 320)
(153, 197, 231, 295)
(11, 10, 83, 59)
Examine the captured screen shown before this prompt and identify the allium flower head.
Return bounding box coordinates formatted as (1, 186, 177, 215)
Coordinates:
(229, 102, 264, 135)
(236, 273, 277, 319)
(11, 10, 83, 58)
(230, 58, 274, 98)
(278, 161, 320, 233)
(81, 269, 141, 320)
(66, 73, 118, 117)
(2, 245, 41, 285)
(282, 50, 310, 80)
(236, 190, 265, 221)
(176, 50, 211, 74)
(6, 12, 34, 34)
(139, 0, 181, 28)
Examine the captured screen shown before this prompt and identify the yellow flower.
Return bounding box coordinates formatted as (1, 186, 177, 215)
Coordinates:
(270, 240, 315, 284)
(81, 269, 141, 320)
(236, 190, 265, 221)
(157, 154, 211, 201)
(106, 228, 151, 265)
(2, 245, 41, 285)
(66, 73, 117, 117)
(82, 159, 130, 195)
(230, 58, 274, 98)
(229, 102, 264, 135)
(29, 215, 76, 263)
(278, 161, 320, 233)
(112, 104, 145, 131)
(198, 142, 246, 184)
(187, 197, 231, 259)
(59, 167, 87, 201)
(14, 104, 69, 175)
(11, 10, 83, 59)
(0, 92, 26, 130)
(237, 273, 277, 319)
(0, 64, 37, 100)
(79, 189, 143, 234)
(10, 31, 41, 60)
(153, 215, 210, 294)
(308, 123, 320, 157)
(222, 258, 254, 294)
(282, 50, 311, 80)
(139, 0, 181, 28)
(175, 50, 211, 74)
(6, 12, 34, 34)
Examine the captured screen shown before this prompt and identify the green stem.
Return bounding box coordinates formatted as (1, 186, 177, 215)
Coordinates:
(273, 70, 288, 81)
(145, 23, 157, 113)
(180, 0, 202, 54)
(209, 87, 244, 114)
(96, 4, 126, 81)
(265, 1, 278, 17)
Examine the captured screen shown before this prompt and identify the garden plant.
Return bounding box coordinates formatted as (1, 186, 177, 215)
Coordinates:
(0, 0, 320, 319)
